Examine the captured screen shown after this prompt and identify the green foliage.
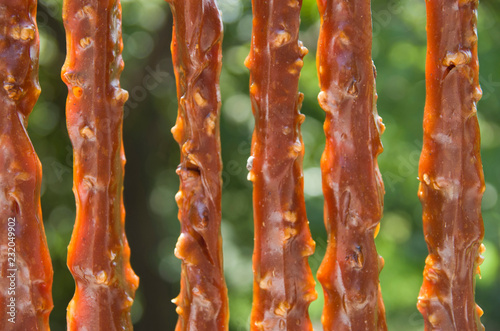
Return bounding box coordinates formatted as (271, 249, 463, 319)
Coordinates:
(31, 0, 500, 329)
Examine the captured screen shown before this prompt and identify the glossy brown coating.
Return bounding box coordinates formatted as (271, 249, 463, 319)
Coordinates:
(417, 0, 485, 329)
(245, 0, 317, 329)
(62, 0, 139, 329)
(315, 0, 387, 329)
(0, 1, 53, 329)
(167, 1, 229, 330)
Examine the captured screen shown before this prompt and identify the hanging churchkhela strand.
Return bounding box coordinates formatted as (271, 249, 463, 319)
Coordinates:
(62, 0, 139, 329)
(166, 0, 229, 329)
(246, 0, 317, 329)
(315, 0, 387, 329)
(417, 0, 485, 329)
(0, 1, 53, 329)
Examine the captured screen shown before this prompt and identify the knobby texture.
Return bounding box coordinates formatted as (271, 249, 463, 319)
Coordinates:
(167, 0, 229, 330)
(0, 1, 53, 329)
(417, 0, 485, 329)
(315, 0, 387, 330)
(62, 0, 139, 329)
(246, 0, 317, 329)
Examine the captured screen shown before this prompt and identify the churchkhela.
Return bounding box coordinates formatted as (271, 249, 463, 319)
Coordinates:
(245, 0, 317, 329)
(315, 0, 387, 329)
(0, 1, 53, 329)
(417, 0, 485, 329)
(166, 0, 229, 329)
(62, 0, 139, 329)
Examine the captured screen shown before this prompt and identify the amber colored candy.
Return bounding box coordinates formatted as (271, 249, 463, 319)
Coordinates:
(166, 0, 229, 330)
(0, 1, 53, 329)
(245, 0, 317, 329)
(62, 0, 139, 329)
(315, 0, 387, 330)
(417, 0, 485, 329)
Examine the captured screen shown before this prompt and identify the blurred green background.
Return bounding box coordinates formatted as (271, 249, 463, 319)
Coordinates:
(31, 0, 500, 329)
